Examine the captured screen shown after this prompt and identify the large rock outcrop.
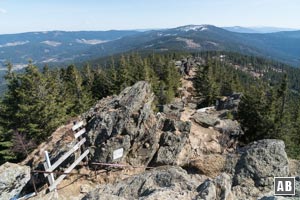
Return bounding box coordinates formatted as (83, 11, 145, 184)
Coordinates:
(84, 81, 194, 167)
(85, 81, 164, 166)
(232, 139, 289, 199)
(233, 139, 289, 187)
(0, 162, 31, 200)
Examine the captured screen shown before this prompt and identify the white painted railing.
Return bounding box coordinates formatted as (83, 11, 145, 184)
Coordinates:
(43, 120, 89, 192)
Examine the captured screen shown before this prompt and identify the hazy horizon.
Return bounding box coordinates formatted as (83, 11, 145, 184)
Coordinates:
(0, 0, 300, 34)
(0, 25, 298, 35)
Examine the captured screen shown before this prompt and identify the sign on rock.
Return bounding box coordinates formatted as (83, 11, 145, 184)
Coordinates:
(113, 148, 124, 160)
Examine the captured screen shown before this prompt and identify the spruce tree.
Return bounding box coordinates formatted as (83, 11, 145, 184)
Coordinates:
(194, 63, 215, 107)
(63, 65, 92, 115)
(118, 55, 131, 89)
(238, 85, 275, 143)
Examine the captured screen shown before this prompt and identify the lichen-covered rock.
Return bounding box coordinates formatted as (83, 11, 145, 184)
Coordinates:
(154, 119, 191, 165)
(232, 139, 289, 199)
(215, 119, 243, 137)
(82, 166, 204, 200)
(85, 81, 193, 168)
(289, 159, 300, 176)
(214, 173, 232, 200)
(196, 179, 216, 200)
(0, 162, 31, 200)
(162, 101, 185, 120)
(233, 139, 289, 188)
(85, 81, 163, 166)
(192, 112, 219, 128)
(195, 173, 233, 200)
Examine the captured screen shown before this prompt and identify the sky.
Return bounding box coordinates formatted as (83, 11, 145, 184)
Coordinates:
(0, 0, 299, 34)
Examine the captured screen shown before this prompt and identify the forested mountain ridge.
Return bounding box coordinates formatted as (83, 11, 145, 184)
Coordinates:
(1, 25, 300, 95)
(1, 25, 300, 71)
(223, 26, 298, 33)
(83, 25, 300, 66)
(0, 30, 140, 69)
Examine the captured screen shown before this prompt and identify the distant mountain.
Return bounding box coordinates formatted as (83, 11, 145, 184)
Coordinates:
(223, 26, 260, 33)
(0, 30, 139, 69)
(223, 26, 298, 33)
(1, 25, 300, 70)
(83, 25, 300, 66)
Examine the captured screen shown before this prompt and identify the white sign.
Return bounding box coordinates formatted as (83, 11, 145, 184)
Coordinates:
(113, 148, 124, 160)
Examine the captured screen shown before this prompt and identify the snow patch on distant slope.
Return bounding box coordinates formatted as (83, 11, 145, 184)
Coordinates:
(178, 25, 209, 32)
(41, 41, 62, 47)
(76, 39, 108, 45)
(0, 41, 29, 48)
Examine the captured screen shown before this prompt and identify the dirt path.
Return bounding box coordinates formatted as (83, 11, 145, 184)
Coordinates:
(179, 68, 223, 157)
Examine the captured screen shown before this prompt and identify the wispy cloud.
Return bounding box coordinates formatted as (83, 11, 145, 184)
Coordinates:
(0, 8, 7, 14)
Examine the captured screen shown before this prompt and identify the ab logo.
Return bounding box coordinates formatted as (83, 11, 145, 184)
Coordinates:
(274, 177, 295, 196)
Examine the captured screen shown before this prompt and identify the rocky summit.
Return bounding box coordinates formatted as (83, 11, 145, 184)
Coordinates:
(0, 81, 299, 200)
(84, 81, 163, 166)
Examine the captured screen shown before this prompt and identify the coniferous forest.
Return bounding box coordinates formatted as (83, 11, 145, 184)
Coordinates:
(0, 53, 181, 163)
(0, 51, 300, 164)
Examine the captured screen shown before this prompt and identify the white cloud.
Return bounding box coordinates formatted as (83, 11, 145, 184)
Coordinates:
(0, 8, 7, 14)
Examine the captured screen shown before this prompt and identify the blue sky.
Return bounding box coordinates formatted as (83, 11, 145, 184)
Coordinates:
(0, 0, 299, 34)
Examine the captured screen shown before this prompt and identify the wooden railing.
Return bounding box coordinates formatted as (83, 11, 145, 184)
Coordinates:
(43, 121, 89, 192)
